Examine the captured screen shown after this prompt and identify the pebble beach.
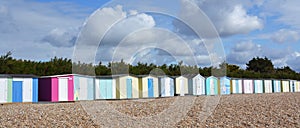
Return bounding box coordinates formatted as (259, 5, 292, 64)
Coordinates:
(1, 93, 300, 127)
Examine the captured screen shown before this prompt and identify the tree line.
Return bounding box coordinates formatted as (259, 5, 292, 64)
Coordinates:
(1, 52, 300, 80)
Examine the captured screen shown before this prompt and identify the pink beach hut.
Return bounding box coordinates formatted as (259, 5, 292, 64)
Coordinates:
(38, 74, 74, 102)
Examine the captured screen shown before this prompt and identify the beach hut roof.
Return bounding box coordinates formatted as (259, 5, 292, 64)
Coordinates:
(96, 75, 119, 79)
(206, 76, 217, 79)
(157, 75, 173, 78)
(104, 74, 140, 78)
(230, 77, 243, 80)
(40, 74, 94, 78)
(181, 74, 203, 79)
(136, 74, 159, 78)
(218, 76, 231, 79)
(0, 74, 10, 78)
(96, 74, 138, 79)
(0, 74, 38, 78)
(170, 76, 181, 79)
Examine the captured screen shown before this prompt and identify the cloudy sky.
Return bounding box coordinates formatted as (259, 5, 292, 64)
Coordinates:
(1, 0, 300, 71)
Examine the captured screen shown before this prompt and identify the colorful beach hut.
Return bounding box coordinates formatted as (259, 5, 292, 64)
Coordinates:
(281, 80, 290, 92)
(272, 80, 281, 93)
(231, 78, 243, 94)
(293, 80, 299, 92)
(115, 74, 139, 99)
(158, 76, 175, 97)
(174, 76, 189, 96)
(219, 77, 231, 95)
(290, 80, 300, 92)
(38, 74, 94, 102)
(205, 76, 218, 95)
(0, 74, 38, 103)
(254, 80, 264, 93)
(137, 75, 159, 98)
(264, 80, 273, 93)
(290, 80, 296, 92)
(95, 76, 117, 100)
(189, 74, 205, 96)
(243, 79, 254, 94)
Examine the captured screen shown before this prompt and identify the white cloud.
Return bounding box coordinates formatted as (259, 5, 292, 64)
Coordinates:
(97, 26, 211, 67)
(227, 40, 298, 69)
(175, 0, 263, 37)
(218, 5, 263, 36)
(227, 41, 262, 65)
(101, 12, 156, 47)
(287, 52, 300, 71)
(271, 29, 299, 43)
(42, 27, 79, 47)
(263, 0, 300, 29)
(263, 48, 292, 67)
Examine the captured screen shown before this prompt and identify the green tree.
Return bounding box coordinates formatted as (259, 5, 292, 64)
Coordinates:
(246, 57, 274, 73)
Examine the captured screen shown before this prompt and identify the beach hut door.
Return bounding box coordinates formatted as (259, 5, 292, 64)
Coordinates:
(196, 78, 201, 95)
(126, 78, 132, 98)
(165, 78, 170, 96)
(12, 81, 23, 102)
(160, 78, 165, 96)
(234, 80, 238, 93)
(58, 78, 68, 101)
(210, 79, 214, 95)
(292, 82, 295, 92)
(148, 78, 154, 97)
(180, 79, 184, 96)
(79, 78, 88, 100)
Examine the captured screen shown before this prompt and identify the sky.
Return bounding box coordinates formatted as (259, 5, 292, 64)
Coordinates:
(1, 0, 300, 71)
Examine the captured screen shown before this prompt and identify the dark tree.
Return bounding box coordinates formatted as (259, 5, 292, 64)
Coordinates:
(246, 57, 274, 73)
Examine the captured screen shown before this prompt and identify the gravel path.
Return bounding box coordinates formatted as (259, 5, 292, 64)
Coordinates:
(1, 93, 300, 127)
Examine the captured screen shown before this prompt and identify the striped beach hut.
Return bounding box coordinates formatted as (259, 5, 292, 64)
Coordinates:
(158, 76, 175, 97)
(39, 74, 94, 102)
(281, 80, 290, 92)
(295, 81, 300, 92)
(189, 74, 205, 96)
(273, 80, 281, 93)
(219, 76, 231, 95)
(243, 79, 254, 94)
(174, 76, 189, 96)
(290, 80, 296, 92)
(205, 76, 218, 95)
(0, 74, 38, 103)
(254, 79, 264, 93)
(115, 74, 139, 99)
(95, 76, 117, 100)
(74, 75, 95, 101)
(264, 80, 273, 93)
(137, 75, 159, 98)
(231, 78, 243, 94)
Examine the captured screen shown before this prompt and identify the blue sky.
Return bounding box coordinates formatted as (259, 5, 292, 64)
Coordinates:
(1, 0, 300, 71)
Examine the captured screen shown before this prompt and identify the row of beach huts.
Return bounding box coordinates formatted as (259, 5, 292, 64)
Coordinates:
(0, 74, 300, 103)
